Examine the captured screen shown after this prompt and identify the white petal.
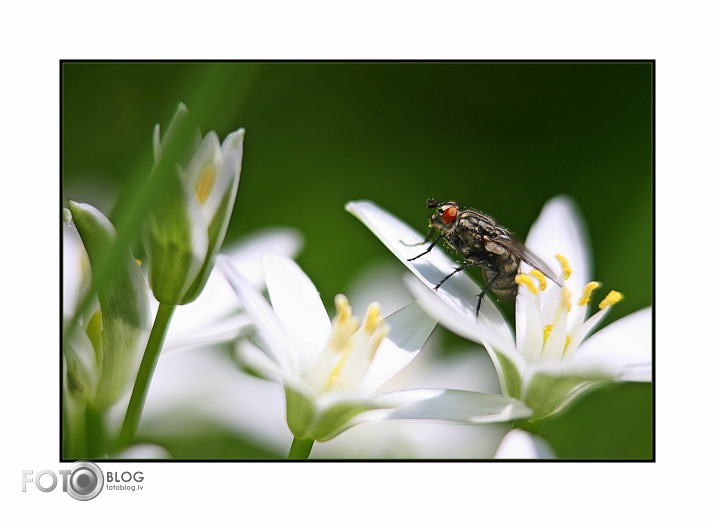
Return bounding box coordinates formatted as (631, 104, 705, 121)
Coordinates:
(360, 302, 436, 393)
(404, 275, 521, 372)
(220, 128, 245, 182)
(368, 388, 532, 423)
(184, 131, 225, 220)
(494, 429, 555, 459)
(523, 195, 592, 293)
(218, 255, 298, 374)
(116, 444, 171, 459)
(162, 265, 247, 349)
(222, 228, 303, 287)
(235, 340, 313, 396)
(62, 224, 90, 318)
(263, 254, 332, 374)
(572, 307, 653, 381)
(346, 200, 508, 325)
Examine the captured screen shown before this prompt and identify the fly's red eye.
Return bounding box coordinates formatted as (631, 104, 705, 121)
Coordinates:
(442, 206, 458, 224)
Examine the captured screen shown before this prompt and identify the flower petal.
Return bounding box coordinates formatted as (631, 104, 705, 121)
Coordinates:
(369, 388, 532, 423)
(183, 131, 224, 218)
(222, 228, 304, 288)
(494, 429, 555, 459)
(219, 255, 298, 374)
(235, 340, 312, 397)
(572, 307, 653, 381)
(404, 275, 520, 371)
(263, 254, 332, 374)
(523, 195, 592, 291)
(359, 302, 436, 393)
(62, 223, 90, 319)
(346, 200, 508, 326)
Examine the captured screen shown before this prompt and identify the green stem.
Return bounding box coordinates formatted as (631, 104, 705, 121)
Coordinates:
(288, 437, 314, 459)
(85, 404, 106, 458)
(116, 302, 176, 452)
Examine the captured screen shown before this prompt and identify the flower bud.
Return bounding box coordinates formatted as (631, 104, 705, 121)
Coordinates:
(143, 104, 244, 305)
(65, 201, 150, 409)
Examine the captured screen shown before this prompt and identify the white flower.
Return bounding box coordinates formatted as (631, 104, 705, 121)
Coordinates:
(134, 263, 508, 459)
(347, 197, 651, 420)
(220, 254, 531, 444)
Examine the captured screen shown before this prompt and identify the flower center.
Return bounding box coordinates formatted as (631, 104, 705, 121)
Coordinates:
(516, 254, 622, 362)
(309, 294, 390, 393)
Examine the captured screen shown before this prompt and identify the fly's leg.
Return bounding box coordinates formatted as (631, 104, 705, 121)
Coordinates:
(434, 261, 482, 290)
(404, 229, 441, 261)
(475, 272, 500, 318)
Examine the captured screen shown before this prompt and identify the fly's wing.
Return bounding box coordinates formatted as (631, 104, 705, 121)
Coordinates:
(491, 234, 562, 285)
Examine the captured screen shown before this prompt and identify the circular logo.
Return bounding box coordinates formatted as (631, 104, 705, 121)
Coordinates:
(67, 461, 103, 501)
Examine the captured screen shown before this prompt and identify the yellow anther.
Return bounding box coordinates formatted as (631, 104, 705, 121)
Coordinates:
(542, 324, 553, 344)
(326, 346, 352, 390)
(578, 281, 601, 306)
(555, 254, 572, 280)
(599, 290, 623, 309)
(135, 258, 143, 267)
(560, 286, 573, 313)
(515, 274, 538, 294)
(86, 310, 103, 356)
(363, 302, 383, 334)
(195, 164, 216, 204)
(529, 269, 547, 291)
(334, 294, 352, 322)
(328, 295, 359, 351)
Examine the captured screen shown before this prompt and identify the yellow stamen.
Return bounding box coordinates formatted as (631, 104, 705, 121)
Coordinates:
(529, 269, 547, 291)
(195, 164, 216, 204)
(560, 286, 573, 313)
(335, 294, 352, 322)
(135, 258, 142, 267)
(86, 310, 103, 357)
(555, 254, 572, 280)
(578, 281, 601, 306)
(326, 345, 352, 389)
(542, 324, 553, 344)
(515, 274, 538, 294)
(328, 295, 359, 352)
(363, 302, 383, 334)
(599, 290, 624, 309)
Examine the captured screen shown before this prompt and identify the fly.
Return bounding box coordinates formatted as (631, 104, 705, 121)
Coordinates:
(408, 199, 561, 316)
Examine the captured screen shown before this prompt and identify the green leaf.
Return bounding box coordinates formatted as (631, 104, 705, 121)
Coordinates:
(68, 201, 150, 409)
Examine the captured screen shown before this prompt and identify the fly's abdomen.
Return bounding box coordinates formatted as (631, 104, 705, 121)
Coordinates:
(482, 255, 520, 300)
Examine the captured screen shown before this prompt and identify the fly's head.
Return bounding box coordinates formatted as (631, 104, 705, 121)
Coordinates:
(426, 198, 461, 234)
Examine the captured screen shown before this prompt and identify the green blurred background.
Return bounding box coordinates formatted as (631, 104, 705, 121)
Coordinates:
(62, 62, 653, 459)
